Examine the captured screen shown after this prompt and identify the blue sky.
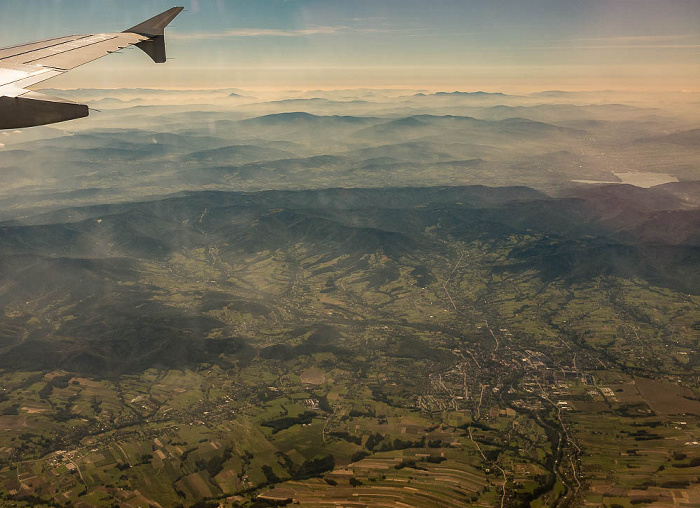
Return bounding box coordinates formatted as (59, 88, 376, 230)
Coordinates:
(1, 0, 698, 91)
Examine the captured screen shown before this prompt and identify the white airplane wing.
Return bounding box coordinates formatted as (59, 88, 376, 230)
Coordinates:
(0, 7, 183, 129)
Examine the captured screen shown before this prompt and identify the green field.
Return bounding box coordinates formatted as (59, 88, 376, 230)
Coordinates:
(0, 226, 699, 507)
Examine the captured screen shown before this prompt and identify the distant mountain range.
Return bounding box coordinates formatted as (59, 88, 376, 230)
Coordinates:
(635, 129, 700, 147)
(414, 91, 508, 97)
(1, 87, 695, 221)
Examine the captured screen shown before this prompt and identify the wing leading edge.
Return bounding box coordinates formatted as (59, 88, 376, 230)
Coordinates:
(0, 7, 183, 129)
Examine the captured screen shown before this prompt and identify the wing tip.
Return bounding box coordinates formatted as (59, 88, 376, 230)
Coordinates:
(125, 6, 185, 37)
(125, 7, 184, 63)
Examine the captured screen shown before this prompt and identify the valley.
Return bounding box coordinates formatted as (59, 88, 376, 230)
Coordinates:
(0, 185, 698, 507)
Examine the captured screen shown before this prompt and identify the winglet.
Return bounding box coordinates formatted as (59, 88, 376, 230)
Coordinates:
(124, 7, 184, 64)
(125, 7, 184, 37)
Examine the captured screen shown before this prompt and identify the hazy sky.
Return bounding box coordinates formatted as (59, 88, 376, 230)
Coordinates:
(1, 0, 699, 91)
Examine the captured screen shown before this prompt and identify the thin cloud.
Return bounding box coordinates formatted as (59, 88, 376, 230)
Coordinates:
(172, 27, 339, 40)
(527, 34, 700, 50)
(171, 25, 419, 40)
(562, 34, 698, 45)
(531, 44, 700, 50)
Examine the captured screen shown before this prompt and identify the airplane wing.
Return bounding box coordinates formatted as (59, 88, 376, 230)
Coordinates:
(0, 7, 183, 129)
